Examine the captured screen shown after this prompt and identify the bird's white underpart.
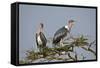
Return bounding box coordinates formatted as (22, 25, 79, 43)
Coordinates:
(37, 35, 42, 45)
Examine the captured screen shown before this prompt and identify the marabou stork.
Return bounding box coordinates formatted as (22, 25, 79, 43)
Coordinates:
(36, 23, 47, 57)
(53, 20, 75, 46)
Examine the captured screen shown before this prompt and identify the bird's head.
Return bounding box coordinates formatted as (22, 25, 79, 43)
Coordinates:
(67, 20, 75, 30)
(39, 23, 44, 32)
(39, 23, 44, 29)
(37, 23, 44, 34)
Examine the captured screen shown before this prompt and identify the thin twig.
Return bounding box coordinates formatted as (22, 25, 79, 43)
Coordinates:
(81, 47, 96, 56)
(74, 52, 78, 60)
(68, 53, 76, 61)
(81, 54, 86, 60)
(88, 48, 96, 55)
(88, 40, 96, 49)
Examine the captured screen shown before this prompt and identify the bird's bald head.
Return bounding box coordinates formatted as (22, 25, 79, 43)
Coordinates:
(40, 23, 44, 29)
(67, 20, 75, 30)
(68, 20, 75, 25)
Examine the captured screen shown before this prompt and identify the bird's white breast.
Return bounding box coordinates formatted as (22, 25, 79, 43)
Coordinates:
(37, 35, 42, 45)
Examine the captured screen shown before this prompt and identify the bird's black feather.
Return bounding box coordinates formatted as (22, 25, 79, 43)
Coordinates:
(40, 32, 47, 47)
(36, 32, 47, 57)
(53, 26, 69, 44)
(36, 32, 47, 48)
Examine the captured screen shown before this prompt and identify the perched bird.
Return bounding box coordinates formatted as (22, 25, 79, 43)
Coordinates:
(53, 20, 75, 46)
(36, 23, 47, 57)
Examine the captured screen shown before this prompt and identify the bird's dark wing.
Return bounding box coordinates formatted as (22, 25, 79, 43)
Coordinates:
(36, 33, 39, 46)
(40, 32, 47, 47)
(53, 27, 68, 44)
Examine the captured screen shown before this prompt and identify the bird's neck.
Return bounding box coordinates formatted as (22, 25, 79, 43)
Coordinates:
(65, 25, 70, 31)
(37, 28, 43, 34)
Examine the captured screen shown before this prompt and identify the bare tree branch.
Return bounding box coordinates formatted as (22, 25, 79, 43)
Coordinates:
(88, 40, 96, 49)
(81, 47, 96, 56)
(68, 53, 76, 61)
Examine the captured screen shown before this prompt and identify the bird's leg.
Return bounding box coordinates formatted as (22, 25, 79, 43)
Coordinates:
(43, 47, 47, 58)
(60, 39, 64, 47)
(39, 47, 42, 54)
